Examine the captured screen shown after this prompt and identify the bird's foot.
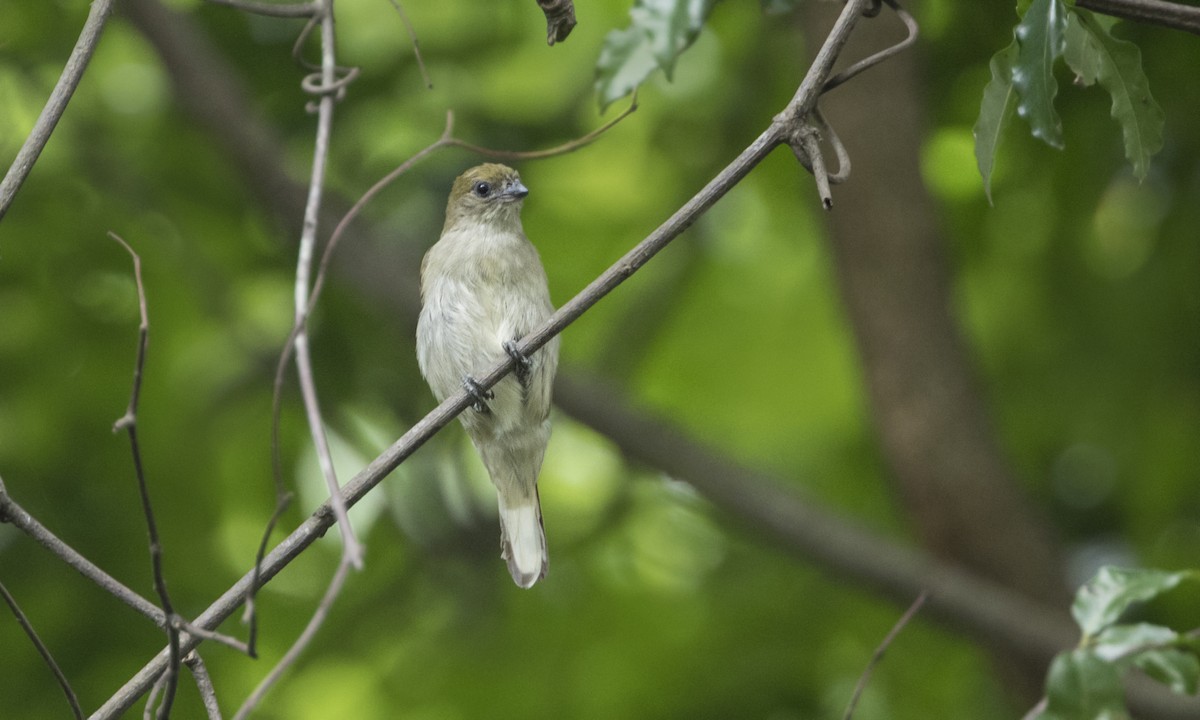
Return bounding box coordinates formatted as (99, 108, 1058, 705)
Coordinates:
(503, 339, 532, 384)
(463, 376, 494, 414)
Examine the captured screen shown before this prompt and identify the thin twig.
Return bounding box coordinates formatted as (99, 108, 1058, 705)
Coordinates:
(291, 0, 366, 573)
(0, 579, 84, 720)
(183, 651, 223, 720)
(108, 231, 182, 720)
(233, 557, 353, 719)
(842, 592, 928, 720)
(202, 0, 319, 18)
(385, 0, 432, 89)
(821, 0, 918, 95)
(179, 620, 252, 656)
(0, 0, 115, 220)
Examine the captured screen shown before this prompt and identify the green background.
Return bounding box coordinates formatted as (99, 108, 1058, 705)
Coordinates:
(1, 0, 1197, 718)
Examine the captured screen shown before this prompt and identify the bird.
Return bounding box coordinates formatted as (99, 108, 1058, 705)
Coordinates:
(416, 163, 559, 588)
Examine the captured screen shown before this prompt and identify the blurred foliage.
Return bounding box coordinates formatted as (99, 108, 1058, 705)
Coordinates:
(1, 0, 1198, 718)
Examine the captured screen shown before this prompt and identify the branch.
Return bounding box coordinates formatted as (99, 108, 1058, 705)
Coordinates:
(108, 232, 182, 720)
(291, 0, 365, 577)
(1076, 0, 1200, 35)
(0, 480, 165, 625)
(0, 579, 83, 719)
(0, 0, 116, 221)
(843, 592, 926, 720)
(182, 652, 222, 720)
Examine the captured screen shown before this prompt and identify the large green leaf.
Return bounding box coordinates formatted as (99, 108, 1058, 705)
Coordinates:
(1071, 566, 1196, 638)
(1062, 9, 1164, 180)
(1039, 650, 1129, 720)
(595, 0, 717, 111)
(1012, 0, 1068, 149)
(973, 41, 1019, 203)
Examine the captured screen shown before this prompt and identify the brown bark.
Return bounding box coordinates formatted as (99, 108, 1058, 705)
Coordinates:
(803, 8, 1066, 605)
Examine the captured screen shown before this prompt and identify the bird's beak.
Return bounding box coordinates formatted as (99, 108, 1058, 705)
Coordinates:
(504, 180, 529, 200)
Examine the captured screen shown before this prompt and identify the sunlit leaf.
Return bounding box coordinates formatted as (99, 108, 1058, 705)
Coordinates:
(1072, 566, 1196, 638)
(1062, 9, 1164, 180)
(974, 41, 1019, 203)
(594, 0, 717, 111)
(1012, 0, 1068, 148)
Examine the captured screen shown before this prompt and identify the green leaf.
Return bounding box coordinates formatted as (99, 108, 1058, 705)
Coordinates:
(1092, 623, 1178, 663)
(1042, 650, 1129, 720)
(596, 25, 661, 112)
(1072, 566, 1196, 638)
(1062, 9, 1164, 180)
(1012, 0, 1068, 148)
(1133, 648, 1200, 696)
(594, 0, 717, 111)
(974, 41, 1019, 203)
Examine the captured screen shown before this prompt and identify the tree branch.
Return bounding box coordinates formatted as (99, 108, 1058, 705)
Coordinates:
(0, 480, 165, 626)
(1077, 0, 1200, 35)
(0, 579, 83, 720)
(0, 0, 116, 221)
(108, 233, 182, 720)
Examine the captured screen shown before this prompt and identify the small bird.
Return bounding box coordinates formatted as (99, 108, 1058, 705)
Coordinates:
(416, 163, 559, 588)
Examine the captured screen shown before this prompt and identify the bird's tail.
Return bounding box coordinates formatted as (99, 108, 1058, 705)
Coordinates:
(497, 487, 548, 589)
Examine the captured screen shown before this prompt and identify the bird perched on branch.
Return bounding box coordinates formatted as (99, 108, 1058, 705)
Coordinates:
(416, 163, 559, 588)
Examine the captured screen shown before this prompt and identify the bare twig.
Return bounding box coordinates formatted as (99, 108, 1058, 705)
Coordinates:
(183, 651, 223, 720)
(179, 621, 252, 656)
(1077, 0, 1200, 35)
(821, 0, 918, 95)
(0, 579, 84, 720)
(291, 0, 365, 574)
(0, 0, 115, 221)
(0, 483, 164, 625)
(233, 557, 353, 719)
(108, 232, 181, 720)
(202, 0, 319, 18)
(842, 592, 927, 720)
(385, 0, 432, 89)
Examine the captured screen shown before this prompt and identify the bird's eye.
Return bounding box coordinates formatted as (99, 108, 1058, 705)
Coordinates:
(472, 181, 491, 198)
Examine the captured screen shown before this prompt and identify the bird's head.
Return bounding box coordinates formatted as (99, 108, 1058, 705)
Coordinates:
(444, 163, 529, 233)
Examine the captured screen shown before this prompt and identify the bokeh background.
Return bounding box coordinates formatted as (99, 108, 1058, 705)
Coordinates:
(1, 0, 1198, 718)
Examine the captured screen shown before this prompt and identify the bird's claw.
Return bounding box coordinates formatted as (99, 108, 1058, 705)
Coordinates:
(463, 376, 493, 414)
(503, 339, 532, 384)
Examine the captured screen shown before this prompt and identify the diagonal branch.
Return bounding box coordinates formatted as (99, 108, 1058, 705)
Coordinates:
(0, 578, 84, 720)
(0, 0, 116, 221)
(0, 483, 165, 626)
